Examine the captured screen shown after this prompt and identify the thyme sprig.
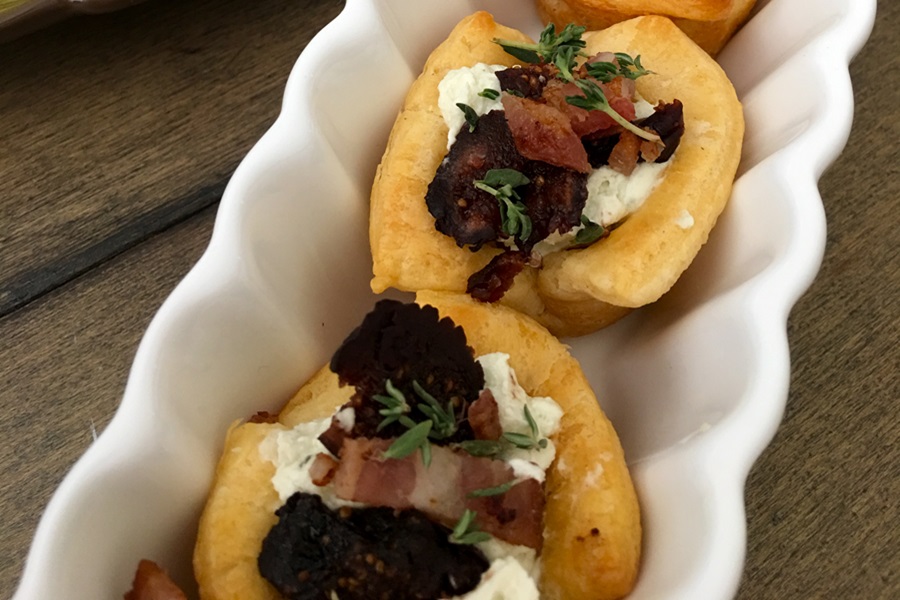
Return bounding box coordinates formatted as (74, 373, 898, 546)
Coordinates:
(468, 478, 524, 498)
(586, 53, 653, 83)
(379, 380, 461, 467)
(374, 379, 414, 431)
(450, 509, 492, 545)
(412, 381, 457, 440)
(573, 215, 606, 246)
(382, 420, 433, 465)
(494, 23, 586, 69)
(503, 405, 549, 450)
(474, 168, 533, 242)
(567, 79, 660, 142)
(478, 88, 500, 100)
(456, 405, 549, 458)
(495, 19, 657, 145)
(457, 102, 480, 133)
(457, 439, 505, 457)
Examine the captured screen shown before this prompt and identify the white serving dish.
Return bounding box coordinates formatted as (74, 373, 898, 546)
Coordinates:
(13, 0, 876, 598)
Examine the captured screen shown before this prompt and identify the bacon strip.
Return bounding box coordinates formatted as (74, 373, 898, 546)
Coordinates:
(468, 390, 502, 441)
(330, 437, 545, 549)
(123, 560, 187, 600)
(501, 94, 591, 173)
(542, 78, 637, 138)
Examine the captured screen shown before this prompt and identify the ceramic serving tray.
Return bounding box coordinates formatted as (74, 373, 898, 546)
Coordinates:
(13, 0, 876, 598)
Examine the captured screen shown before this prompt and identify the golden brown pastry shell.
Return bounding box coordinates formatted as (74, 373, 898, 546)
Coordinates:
(369, 12, 744, 337)
(193, 292, 641, 600)
(537, 0, 758, 55)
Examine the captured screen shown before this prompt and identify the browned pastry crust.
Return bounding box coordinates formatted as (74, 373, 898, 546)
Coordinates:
(369, 12, 744, 336)
(537, 0, 758, 55)
(194, 292, 641, 600)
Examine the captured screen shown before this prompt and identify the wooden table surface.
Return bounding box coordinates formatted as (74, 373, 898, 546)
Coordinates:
(1, 0, 897, 598)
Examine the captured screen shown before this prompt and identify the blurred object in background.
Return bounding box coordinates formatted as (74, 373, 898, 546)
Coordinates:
(0, 0, 147, 43)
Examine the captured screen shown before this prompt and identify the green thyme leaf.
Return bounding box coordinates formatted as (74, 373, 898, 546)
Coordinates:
(499, 405, 549, 450)
(412, 380, 457, 440)
(574, 215, 606, 246)
(494, 23, 586, 70)
(479, 168, 531, 189)
(383, 420, 433, 462)
(614, 52, 653, 79)
(468, 478, 522, 498)
(450, 509, 492, 545)
(553, 45, 581, 82)
(585, 53, 653, 83)
(457, 439, 505, 457)
(566, 79, 660, 142)
(502, 431, 538, 449)
(478, 88, 500, 100)
(473, 169, 533, 242)
(374, 379, 411, 431)
(420, 440, 432, 468)
(585, 60, 621, 83)
(457, 102, 480, 133)
(524, 405, 539, 438)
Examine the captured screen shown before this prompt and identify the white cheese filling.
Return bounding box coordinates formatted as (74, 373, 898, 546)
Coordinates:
(265, 353, 562, 597)
(438, 63, 671, 255)
(438, 63, 504, 149)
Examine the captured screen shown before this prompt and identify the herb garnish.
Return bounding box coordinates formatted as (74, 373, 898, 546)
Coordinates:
(478, 88, 500, 100)
(382, 420, 433, 465)
(567, 79, 660, 142)
(503, 405, 549, 450)
(450, 509, 492, 545)
(457, 102, 480, 133)
(379, 380, 462, 466)
(586, 53, 653, 82)
(574, 215, 606, 246)
(468, 478, 523, 498)
(457, 439, 506, 457)
(457, 405, 549, 458)
(473, 168, 533, 242)
(412, 381, 457, 440)
(374, 379, 414, 431)
(496, 22, 658, 144)
(494, 23, 586, 69)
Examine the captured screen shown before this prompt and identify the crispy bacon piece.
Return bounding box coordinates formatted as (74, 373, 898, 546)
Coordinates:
(496, 64, 557, 99)
(259, 493, 489, 600)
(327, 301, 483, 446)
(608, 130, 642, 176)
(467, 251, 528, 303)
(543, 77, 637, 138)
(468, 390, 502, 441)
(331, 437, 545, 549)
(501, 94, 591, 173)
(123, 560, 187, 600)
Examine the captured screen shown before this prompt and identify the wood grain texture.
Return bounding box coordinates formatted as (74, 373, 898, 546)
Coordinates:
(0, 0, 345, 316)
(0, 206, 216, 599)
(0, 0, 897, 598)
(739, 1, 900, 596)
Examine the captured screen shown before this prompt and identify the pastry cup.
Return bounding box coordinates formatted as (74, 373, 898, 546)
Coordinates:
(369, 12, 744, 336)
(194, 292, 641, 600)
